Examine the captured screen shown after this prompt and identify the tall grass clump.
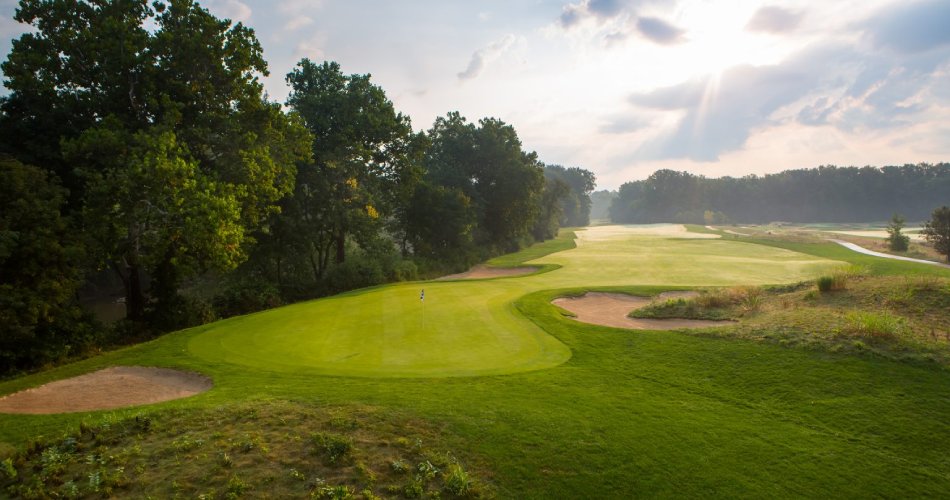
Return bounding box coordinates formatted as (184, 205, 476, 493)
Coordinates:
(817, 274, 848, 292)
(845, 311, 909, 340)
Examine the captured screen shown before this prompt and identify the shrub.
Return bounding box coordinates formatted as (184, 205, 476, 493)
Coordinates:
(391, 260, 419, 282)
(326, 257, 385, 294)
(213, 282, 282, 318)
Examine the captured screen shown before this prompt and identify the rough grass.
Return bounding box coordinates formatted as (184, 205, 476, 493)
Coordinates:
(633, 274, 950, 365)
(0, 401, 491, 499)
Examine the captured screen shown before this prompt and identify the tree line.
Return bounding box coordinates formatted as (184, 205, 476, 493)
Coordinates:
(0, 0, 594, 374)
(609, 164, 950, 224)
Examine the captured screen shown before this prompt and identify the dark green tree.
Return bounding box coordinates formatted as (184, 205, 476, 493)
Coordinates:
(886, 214, 910, 252)
(922, 206, 950, 262)
(426, 113, 544, 252)
(1, 0, 311, 321)
(283, 60, 417, 277)
(403, 182, 476, 265)
(0, 158, 92, 373)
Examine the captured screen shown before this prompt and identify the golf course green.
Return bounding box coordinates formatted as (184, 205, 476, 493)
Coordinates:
(6, 224, 950, 497)
(187, 224, 840, 377)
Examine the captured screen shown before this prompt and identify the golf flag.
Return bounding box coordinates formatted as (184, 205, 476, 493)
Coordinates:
(420, 289, 424, 301)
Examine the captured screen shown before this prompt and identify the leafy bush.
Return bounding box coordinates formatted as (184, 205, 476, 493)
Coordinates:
(213, 282, 282, 318)
(391, 260, 419, 282)
(326, 257, 385, 294)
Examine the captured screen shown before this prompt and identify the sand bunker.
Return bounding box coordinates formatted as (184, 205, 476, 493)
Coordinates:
(552, 291, 733, 330)
(0, 366, 212, 415)
(438, 265, 536, 280)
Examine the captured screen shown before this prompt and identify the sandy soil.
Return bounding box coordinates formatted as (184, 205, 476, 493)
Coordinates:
(437, 265, 537, 280)
(552, 291, 734, 330)
(0, 366, 213, 415)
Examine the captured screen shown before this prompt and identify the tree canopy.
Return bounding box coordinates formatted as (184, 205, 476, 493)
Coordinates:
(0, 0, 311, 321)
(610, 164, 950, 224)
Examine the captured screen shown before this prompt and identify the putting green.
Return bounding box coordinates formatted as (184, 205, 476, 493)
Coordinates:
(187, 225, 843, 377)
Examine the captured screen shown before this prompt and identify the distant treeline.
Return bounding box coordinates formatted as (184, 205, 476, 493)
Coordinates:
(609, 164, 950, 224)
(0, 1, 593, 374)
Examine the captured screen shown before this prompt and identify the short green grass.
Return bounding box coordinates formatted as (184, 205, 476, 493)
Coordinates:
(187, 225, 841, 378)
(3, 225, 950, 497)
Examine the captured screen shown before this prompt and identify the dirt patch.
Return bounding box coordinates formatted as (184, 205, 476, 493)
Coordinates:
(437, 265, 537, 280)
(0, 366, 212, 415)
(552, 291, 734, 330)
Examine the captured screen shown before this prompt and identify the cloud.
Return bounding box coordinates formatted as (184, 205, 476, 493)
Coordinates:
(457, 34, 517, 81)
(285, 16, 313, 31)
(600, 115, 649, 134)
(862, 0, 950, 53)
(205, 0, 252, 23)
(745, 6, 803, 34)
(625, 37, 950, 162)
(635, 16, 685, 45)
(559, 0, 630, 28)
(588, 0, 625, 18)
(294, 37, 326, 59)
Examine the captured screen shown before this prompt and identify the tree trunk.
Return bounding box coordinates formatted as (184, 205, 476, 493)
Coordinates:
(111, 259, 145, 322)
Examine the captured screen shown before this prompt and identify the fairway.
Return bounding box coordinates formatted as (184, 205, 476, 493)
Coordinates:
(187, 225, 842, 377)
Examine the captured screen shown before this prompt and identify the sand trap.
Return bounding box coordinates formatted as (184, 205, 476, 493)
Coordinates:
(552, 291, 733, 330)
(0, 366, 212, 415)
(437, 265, 536, 280)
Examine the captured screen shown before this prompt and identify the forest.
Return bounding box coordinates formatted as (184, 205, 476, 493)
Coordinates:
(0, 0, 594, 374)
(609, 164, 950, 224)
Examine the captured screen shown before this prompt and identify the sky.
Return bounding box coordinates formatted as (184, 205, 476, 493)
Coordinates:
(2, 0, 949, 190)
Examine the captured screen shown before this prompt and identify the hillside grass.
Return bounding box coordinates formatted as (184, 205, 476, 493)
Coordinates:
(2, 225, 950, 497)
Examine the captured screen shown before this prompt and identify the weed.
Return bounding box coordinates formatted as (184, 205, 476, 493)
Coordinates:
(361, 488, 382, 500)
(88, 470, 102, 493)
(390, 458, 409, 473)
(356, 461, 376, 484)
(173, 435, 205, 452)
(403, 475, 425, 498)
(311, 432, 353, 464)
(417, 459, 440, 481)
(289, 468, 306, 481)
(60, 479, 80, 499)
(225, 475, 248, 499)
(313, 484, 353, 499)
(220, 451, 233, 467)
(444, 463, 472, 496)
(1, 457, 16, 480)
